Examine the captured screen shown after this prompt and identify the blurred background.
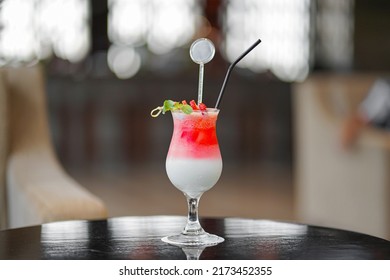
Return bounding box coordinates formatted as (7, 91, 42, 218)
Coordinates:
(1, 0, 390, 238)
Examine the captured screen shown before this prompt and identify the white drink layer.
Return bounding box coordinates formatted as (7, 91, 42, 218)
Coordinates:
(166, 158, 222, 198)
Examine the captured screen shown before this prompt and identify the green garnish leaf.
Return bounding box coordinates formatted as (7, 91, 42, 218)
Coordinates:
(152, 100, 195, 116)
(181, 104, 193, 114)
(163, 100, 175, 113)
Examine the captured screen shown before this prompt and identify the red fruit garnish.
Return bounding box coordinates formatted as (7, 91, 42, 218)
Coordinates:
(190, 100, 199, 110)
(199, 103, 207, 111)
(182, 100, 187, 105)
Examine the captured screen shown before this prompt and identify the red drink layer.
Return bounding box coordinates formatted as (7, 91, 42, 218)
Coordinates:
(167, 109, 221, 159)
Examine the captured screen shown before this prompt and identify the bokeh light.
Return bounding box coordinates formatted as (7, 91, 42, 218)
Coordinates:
(107, 45, 141, 79)
(107, 0, 201, 78)
(37, 0, 90, 63)
(315, 0, 354, 70)
(0, 1, 354, 79)
(107, 0, 148, 47)
(0, 0, 39, 65)
(0, 0, 90, 65)
(222, 0, 311, 82)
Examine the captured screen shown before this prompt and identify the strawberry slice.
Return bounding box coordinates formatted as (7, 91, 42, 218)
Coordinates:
(199, 102, 207, 111)
(190, 100, 199, 110)
(181, 100, 188, 105)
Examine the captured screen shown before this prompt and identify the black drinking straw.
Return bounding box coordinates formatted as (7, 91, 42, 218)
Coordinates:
(215, 39, 261, 108)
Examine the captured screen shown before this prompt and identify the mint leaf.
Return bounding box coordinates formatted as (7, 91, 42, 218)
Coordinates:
(159, 100, 194, 115)
(181, 104, 193, 114)
(163, 100, 175, 113)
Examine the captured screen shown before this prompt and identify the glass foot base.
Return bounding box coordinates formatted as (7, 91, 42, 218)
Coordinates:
(162, 233, 224, 246)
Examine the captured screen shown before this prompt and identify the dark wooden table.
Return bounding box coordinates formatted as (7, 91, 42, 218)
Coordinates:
(1, 216, 389, 260)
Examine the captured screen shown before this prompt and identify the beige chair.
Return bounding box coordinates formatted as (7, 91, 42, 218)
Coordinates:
(293, 72, 390, 240)
(0, 64, 108, 230)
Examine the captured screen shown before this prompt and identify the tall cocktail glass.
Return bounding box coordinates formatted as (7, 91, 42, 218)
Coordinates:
(162, 108, 224, 246)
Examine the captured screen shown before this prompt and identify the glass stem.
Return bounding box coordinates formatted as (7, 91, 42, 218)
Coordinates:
(183, 195, 205, 236)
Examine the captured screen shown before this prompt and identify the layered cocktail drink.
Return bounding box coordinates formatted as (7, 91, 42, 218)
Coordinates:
(158, 103, 224, 246)
(166, 109, 222, 199)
